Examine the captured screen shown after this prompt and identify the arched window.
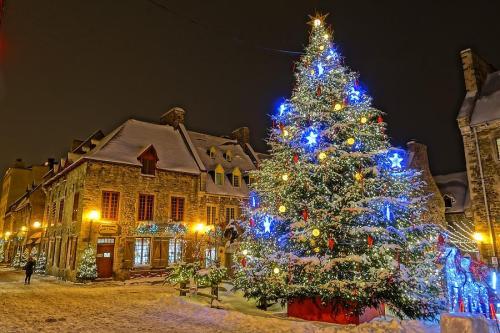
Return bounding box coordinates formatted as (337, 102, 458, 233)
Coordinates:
(443, 194, 455, 208)
(215, 164, 225, 186)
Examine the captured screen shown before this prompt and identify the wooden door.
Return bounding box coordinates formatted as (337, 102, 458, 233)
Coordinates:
(96, 241, 114, 278)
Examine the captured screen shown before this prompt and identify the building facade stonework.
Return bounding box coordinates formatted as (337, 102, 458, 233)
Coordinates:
(457, 49, 500, 263)
(38, 108, 260, 281)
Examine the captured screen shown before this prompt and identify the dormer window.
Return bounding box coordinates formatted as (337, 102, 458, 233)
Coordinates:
(232, 167, 241, 187)
(208, 146, 217, 159)
(138, 145, 158, 176)
(224, 150, 233, 162)
(215, 164, 224, 186)
(443, 194, 455, 208)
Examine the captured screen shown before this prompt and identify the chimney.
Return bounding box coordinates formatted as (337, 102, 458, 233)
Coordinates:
(45, 158, 56, 170)
(231, 127, 250, 146)
(71, 139, 83, 151)
(406, 141, 431, 173)
(460, 48, 496, 93)
(13, 158, 25, 169)
(160, 107, 186, 127)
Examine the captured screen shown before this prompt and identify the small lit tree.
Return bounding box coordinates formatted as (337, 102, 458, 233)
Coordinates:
(35, 251, 47, 275)
(76, 246, 98, 281)
(11, 248, 21, 268)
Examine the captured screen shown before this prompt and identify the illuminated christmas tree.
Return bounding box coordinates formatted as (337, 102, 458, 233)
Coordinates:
(234, 15, 442, 320)
(35, 251, 47, 275)
(76, 246, 98, 281)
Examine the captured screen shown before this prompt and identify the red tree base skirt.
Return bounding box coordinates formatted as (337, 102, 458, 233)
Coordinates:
(287, 297, 385, 325)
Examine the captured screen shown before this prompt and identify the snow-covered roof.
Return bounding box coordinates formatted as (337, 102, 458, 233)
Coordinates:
(86, 119, 200, 175)
(434, 171, 470, 213)
(188, 131, 257, 196)
(460, 70, 500, 125)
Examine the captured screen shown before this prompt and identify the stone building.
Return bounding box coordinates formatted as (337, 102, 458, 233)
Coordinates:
(41, 108, 260, 281)
(0, 159, 48, 262)
(0, 159, 47, 235)
(434, 172, 477, 253)
(456, 49, 500, 264)
(3, 183, 46, 262)
(406, 141, 447, 227)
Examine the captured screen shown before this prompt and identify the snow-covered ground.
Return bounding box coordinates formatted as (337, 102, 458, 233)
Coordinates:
(0, 267, 440, 332)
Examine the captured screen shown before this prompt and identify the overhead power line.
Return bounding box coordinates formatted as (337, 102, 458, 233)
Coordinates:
(145, 0, 304, 56)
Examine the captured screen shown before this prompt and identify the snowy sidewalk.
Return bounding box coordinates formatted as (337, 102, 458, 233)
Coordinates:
(0, 268, 438, 332)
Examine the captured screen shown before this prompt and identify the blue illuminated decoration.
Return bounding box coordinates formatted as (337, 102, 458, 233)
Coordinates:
(348, 86, 361, 104)
(263, 216, 272, 233)
(305, 130, 318, 146)
(389, 153, 403, 169)
(250, 192, 259, 208)
(385, 204, 392, 221)
(317, 63, 324, 76)
(442, 246, 496, 317)
(279, 103, 287, 117)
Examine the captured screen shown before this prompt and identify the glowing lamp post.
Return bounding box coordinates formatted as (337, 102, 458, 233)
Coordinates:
(473, 232, 484, 243)
(87, 210, 100, 243)
(32, 221, 41, 229)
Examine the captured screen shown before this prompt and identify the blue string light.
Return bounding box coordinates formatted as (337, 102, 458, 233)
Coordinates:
(317, 63, 324, 76)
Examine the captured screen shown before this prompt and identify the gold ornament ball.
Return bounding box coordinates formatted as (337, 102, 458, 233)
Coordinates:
(310, 69, 315, 75)
(318, 152, 327, 160)
(314, 247, 320, 253)
(282, 174, 289, 181)
(334, 103, 343, 111)
(323, 33, 329, 40)
(242, 249, 248, 256)
(360, 116, 368, 124)
(319, 45, 325, 51)
(282, 129, 289, 137)
(310, 239, 316, 246)
(347, 138, 355, 145)
(273, 267, 280, 274)
(312, 228, 320, 237)
(354, 172, 363, 181)
(279, 205, 287, 213)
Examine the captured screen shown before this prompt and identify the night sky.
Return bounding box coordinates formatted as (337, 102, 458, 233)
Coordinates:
(1, 0, 500, 176)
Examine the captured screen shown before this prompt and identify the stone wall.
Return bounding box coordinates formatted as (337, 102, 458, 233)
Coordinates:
(459, 121, 500, 259)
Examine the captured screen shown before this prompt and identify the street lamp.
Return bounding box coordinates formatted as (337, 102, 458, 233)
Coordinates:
(32, 221, 41, 229)
(473, 232, 484, 243)
(87, 210, 100, 243)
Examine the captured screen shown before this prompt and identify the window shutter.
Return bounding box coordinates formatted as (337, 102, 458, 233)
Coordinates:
(159, 239, 169, 267)
(123, 238, 135, 269)
(151, 238, 162, 268)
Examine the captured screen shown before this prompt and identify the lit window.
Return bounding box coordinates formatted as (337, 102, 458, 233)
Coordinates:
(224, 150, 232, 162)
(138, 194, 154, 221)
(225, 207, 236, 223)
(168, 239, 183, 264)
(443, 194, 455, 208)
(208, 146, 217, 159)
(171, 197, 185, 222)
(206, 205, 217, 225)
(233, 175, 240, 187)
(232, 167, 241, 187)
(102, 191, 120, 220)
(205, 247, 217, 266)
(134, 237, 150, 266)
(214, 164, 225, 186)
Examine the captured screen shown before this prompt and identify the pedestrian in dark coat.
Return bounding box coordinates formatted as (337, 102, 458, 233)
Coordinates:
(24, 256, 35, 285)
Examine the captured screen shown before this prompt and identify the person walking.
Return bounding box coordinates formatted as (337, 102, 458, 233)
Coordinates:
(24, 256, 35, 285)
